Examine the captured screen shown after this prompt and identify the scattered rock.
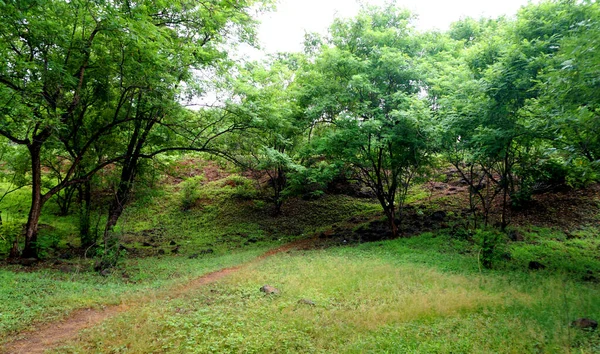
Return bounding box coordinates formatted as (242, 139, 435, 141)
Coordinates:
(571, 318, 598, 330)
(508, 230, 525, 242)
(260, 285, 280, 295)
(19, 258, 38, 267)
(59, 252, 73, 260)
(528, 261, 546, 270)
(431, 211, 447, 221)
(298, 299, 315, 306)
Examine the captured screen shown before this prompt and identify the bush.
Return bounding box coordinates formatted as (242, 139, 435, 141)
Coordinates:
(0, 220, 21, 256)
(474, 229, 508, 269)
(180, 176, 204, 210)
(223, 175, 258, 200)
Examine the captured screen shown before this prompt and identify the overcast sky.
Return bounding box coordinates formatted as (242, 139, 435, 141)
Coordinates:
(255, 0, 537, 54)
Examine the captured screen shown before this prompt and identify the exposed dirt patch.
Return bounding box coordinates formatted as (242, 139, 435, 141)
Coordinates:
(1, 239, 313, 354)
(163, 158, 231, 185)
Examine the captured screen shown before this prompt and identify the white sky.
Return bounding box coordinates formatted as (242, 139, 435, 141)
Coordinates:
(255, 0, 537, 54)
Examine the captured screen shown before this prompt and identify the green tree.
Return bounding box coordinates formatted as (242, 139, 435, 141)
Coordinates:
(0, 0, 268, 259)
(226, 56, 308, 214)
(434, 0, 591, 229)
(301, 4, 431, 237)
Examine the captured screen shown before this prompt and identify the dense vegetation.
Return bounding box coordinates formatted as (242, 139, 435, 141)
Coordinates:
(1, 0, 599, 352)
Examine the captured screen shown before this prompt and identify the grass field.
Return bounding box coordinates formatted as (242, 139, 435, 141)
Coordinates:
(52, 235, 600, 353)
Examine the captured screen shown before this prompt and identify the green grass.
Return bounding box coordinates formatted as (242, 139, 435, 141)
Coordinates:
(0, 248, 267, 343)
(117, 174, 381, 254)
(53, 237, 600, 353)
(3, 171, 600, 352)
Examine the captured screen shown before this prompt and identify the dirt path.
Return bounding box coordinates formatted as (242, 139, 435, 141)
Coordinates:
(2, 239, 312, 354)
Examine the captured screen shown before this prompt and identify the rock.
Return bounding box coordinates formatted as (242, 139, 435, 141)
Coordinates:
(508, 230, 524, 242)
(528, 261, 546, 270)
(59, 252, 74, 260)
(260, 285, 280, 295)
(298, 299, 315, 306)
(169, 240, 177, 246)
(431, 211, 447, 221)
(571, 318, 598, 330)
(19, 258, 38, 267)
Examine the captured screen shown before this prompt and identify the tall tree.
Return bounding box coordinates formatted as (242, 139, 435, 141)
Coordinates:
(300, 4, 431, 237)
(0, 0, 268, 259)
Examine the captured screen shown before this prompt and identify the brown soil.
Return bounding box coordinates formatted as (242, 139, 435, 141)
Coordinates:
(163, 158, 231, 185)
(2, 239, 313, 354)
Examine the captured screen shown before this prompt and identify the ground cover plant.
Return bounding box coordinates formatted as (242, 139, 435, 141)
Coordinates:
(52, 235, 600, 353)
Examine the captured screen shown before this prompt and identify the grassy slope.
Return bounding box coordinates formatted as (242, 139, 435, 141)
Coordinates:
(54, 235, 600, 353)
(0, 172, 381, 341)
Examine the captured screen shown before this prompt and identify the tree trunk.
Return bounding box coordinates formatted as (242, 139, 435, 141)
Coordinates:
(22, 144, 44, 258)
(381, 199, 398, 238)
(103, 166, 135, 247)
(79, 180, 94, 248)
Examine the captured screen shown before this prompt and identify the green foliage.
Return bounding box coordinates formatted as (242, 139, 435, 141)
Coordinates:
(180, 176, 204, 211)
(298, 4, 432, 235)
(474, 229, 508, 269)
(0, 220, 20, 256)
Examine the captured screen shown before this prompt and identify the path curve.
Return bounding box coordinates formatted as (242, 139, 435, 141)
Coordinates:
(3, 239, 311, 354)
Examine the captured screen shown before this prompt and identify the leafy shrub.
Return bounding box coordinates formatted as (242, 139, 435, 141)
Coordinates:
(565, 158, 599, 188)
(222, 175, 258, 200)
(180, 176, 204, 210)
(474, 229, 508, 269)
(0, 220, 21, 256)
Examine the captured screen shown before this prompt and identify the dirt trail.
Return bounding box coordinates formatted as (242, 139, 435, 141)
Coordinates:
(2, 239, 311, 354)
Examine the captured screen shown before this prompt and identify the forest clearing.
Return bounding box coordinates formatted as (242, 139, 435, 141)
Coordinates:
(1, 0, 599, 352)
